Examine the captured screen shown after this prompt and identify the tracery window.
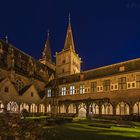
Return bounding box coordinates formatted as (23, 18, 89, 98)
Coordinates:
(15, 78, 24, 91)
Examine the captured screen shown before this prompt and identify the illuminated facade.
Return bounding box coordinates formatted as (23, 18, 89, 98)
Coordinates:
(0, 18, 140, 118)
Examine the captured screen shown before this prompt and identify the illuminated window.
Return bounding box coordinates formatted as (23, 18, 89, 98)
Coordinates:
(47, 88, 51, 97)
(79, 84, 85, 94)
(91, 82, 97, 92)
(61, 87, 66, 96)
(136, 75, 140, 88)
(103, 80, 110, 91)
(15, 78, 24, 91)
(132, 83, 135, 87)
(128, 83, 130, 88)
(118, 77, 126, 90)
(70, 86, 75, 95)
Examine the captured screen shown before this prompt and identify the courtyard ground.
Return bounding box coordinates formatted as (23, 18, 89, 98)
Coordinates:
(1, 115, 140, 140)
(41, 118, 140, 140)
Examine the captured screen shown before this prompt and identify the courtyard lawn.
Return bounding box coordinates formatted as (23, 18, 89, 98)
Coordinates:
(41, 119, 140, 140)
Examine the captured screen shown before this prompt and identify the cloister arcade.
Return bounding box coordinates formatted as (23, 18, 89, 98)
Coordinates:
(0, 100, 140, 117)
(58, 101, 140, 117)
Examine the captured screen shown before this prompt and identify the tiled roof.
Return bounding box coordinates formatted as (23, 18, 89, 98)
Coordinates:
(47, 58, 140, 86)
(0, 39, 55, 81)
(19, 85, 32, 96)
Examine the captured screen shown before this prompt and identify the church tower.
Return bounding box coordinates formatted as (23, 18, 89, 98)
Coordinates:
(40, 31, 55, 71)
(56, 16, 81, 77)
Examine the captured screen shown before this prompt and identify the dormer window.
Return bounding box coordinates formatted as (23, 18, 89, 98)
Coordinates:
(31, 92, 34, 97)
(4, 87, 9, 93)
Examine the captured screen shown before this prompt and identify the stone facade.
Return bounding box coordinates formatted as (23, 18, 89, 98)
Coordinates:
(0, 19, 140, 118)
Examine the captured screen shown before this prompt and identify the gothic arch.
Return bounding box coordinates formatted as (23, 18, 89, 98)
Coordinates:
(116, 101, 130, 115)
(0, 101, 4, 113)
(47, 104, 51, 113)
(68, 104, 76, 113)
(133, 101, 140, 114)
(39, 104, 45, 113)
(59, 104, 66, 113)
(78, 103, 86, 117)
(101, 102, 113, 115)
(7, 101, 19, 113)
(89, 103, 99, 115)
(20, 103, 29, 112)
(30, 104, 37, 113)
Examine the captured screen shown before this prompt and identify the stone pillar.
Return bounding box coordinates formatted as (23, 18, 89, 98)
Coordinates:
(65, 104, 69, 114)
(37, 104, 40, 113)
(28, 104, 31, 113)
(112, 103, 116, 115)
(51, 99, 58, 117)
(129, 103, 133, 115)
(44, 104, 47, 113)
(75, 103, 79, 117)
(86, 103, 90, 118)
(98, 103, 102, 115)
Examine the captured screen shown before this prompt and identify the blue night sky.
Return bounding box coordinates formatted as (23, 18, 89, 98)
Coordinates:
(0, 0, 140, 71)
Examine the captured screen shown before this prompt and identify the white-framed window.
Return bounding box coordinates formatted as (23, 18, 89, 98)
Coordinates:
(79, 84, 85, 94)
(61, 87, 66, 96)
(47, 88, 51, 97)
(70, 85, 75, 95)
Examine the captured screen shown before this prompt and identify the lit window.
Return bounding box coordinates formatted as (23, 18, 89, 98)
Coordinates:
(128, 83, 131, 88)
(118, 77, 126, 90)
(47, 88, 51, 97)
(136, 75, 140, 88)
(79, 84, 85, 94)
(91, 82, 97, 92)
(61, 87, 66, 96)
(103, 80, 110, 91)
(70, 86, 75, 95)
(132, 83, 135, 87)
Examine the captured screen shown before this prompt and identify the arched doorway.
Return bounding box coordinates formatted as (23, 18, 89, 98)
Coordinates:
(59, 104, 66, 113)
(30, 104, 37, 113)
(39, 104, 45, 113)
(47, 104, 51, 113)
(7, 101, 19, 113)
(116, 102, 129, 115)
(78, 103, 86, 118)
(133, 102, 140, 114)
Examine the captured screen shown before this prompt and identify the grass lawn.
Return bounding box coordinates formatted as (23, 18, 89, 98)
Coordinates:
(41, 119, 140, 140)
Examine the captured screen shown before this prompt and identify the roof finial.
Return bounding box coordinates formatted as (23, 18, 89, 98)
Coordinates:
(5, 35, 8, 43)
(69, 13, 71, 23)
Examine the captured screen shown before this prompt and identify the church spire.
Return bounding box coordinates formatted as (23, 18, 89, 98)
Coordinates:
(42, 30, 52, 62)
(63, 14, 75, 52)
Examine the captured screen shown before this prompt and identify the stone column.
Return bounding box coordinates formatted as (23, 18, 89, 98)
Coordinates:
(75, 103, 79, 117)
(129, 102, 133, 115)
(112, 103, 116, 115)
(85, 103, 90, 118)
(98, 103, 102, 116)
